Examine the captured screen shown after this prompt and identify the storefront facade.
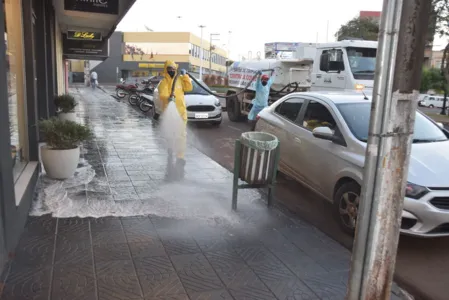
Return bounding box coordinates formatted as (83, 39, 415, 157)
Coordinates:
(0, 0, 135, 272)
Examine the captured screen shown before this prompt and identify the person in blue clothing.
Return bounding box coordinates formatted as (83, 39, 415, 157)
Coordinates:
(248, 70, 275, 130)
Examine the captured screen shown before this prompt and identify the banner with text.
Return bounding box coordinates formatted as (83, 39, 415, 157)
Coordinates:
(228, 65, 258, 91)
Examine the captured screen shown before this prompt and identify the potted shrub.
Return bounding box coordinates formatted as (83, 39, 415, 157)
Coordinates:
(54, 94, 78, 122)
(39, 117, 92, 180)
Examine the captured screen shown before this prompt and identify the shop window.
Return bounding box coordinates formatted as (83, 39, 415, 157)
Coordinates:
(4, 0, 28, 182)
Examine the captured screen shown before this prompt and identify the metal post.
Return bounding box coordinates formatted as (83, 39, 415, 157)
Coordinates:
(268, 144, 281, 207)
(228, 31, 232, 58)
(347, 1, 432, 299)
(232, 140, 242, 210)
(442, 88, 447, 115)
(199, 25, 205, 80)
(209, 34, 212, 75)
(209, 33, 220, 75)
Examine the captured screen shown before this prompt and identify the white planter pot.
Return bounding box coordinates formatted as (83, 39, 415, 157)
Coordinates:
(58, 112, 77, 122)
(41, 146, 80, 180)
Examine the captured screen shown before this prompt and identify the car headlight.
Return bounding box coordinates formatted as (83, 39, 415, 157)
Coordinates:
(405, 182, 428, 199)
(214, 99, 221, 107)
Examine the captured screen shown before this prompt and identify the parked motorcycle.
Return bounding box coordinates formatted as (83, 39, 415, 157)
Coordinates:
(128, 86, 153, 106)
(138, 95, 154, 113)
(115, 78, 138, 98)
(116, 78, 152, 98)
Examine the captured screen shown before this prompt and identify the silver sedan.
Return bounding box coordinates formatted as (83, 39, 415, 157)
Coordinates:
(255, 91, 449, 237)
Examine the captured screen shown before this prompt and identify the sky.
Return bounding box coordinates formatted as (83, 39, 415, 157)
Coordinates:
(117, 0, 447, 60)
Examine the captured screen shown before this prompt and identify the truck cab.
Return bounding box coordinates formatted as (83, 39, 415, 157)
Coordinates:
(310, 40, 377, 94)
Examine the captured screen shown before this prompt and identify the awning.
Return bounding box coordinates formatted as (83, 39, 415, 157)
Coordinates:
(55, 0, 136, 60)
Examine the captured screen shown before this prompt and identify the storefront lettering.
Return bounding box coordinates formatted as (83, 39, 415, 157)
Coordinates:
(67, 30, 102, 41)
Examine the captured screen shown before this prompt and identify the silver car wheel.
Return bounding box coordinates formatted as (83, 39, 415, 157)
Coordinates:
(339, 191, 360, 230)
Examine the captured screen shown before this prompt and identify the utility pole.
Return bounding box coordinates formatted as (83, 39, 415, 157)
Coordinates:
(347, 1, 432, 299)
(199, 25, 205, 80)
(228, 31, 232, 59)
(209, 33, 220, 75)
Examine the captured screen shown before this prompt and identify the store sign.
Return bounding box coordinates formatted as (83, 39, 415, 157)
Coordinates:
(67, 31, 102, 41)
(64, 0, 119, 15)
(138, 63, 165, 69)
(63, 34, 109, 59)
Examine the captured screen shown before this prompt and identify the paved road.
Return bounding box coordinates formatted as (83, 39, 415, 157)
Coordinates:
(105, 88, 449, 300)
(419, 106, 447, 115)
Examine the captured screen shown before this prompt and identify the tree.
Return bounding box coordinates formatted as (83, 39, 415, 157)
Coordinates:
(421, 68, 445, 93)
(433, 0, 449, 113)
(335, 17, 379, 41)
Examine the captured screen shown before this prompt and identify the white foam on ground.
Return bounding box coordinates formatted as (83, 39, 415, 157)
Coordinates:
(29, 159, 261, 226)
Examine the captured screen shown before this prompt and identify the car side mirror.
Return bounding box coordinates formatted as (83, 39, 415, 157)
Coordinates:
(312, 126, 334, 141)
(437, 122, 444, 128)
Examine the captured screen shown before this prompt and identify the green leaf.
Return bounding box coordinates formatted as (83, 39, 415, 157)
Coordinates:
(54, 94, 78, 113)
(38, 117, 92, 150)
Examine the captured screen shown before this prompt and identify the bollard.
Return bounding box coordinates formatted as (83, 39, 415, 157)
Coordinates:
(232, 132, 280, 210)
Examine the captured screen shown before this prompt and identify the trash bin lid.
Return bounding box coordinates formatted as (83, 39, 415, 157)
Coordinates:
(240, 131, 279, 151)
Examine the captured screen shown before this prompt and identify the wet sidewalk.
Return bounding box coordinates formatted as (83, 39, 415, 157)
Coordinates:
(0, 87, 402, 300)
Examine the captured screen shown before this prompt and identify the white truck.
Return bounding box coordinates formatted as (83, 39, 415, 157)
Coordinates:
(225, 40, 378, 122)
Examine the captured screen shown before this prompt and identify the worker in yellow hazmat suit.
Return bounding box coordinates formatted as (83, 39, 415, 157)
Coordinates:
(158, 60, 193, 179)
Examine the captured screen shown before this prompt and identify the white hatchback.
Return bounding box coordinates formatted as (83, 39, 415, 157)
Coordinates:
(153, 79, 222, 126)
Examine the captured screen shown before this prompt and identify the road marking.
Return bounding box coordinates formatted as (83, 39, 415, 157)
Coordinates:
(227, 125, 242, 132)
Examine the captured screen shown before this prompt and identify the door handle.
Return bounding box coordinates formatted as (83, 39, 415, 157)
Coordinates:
(294, 137, 302, 144)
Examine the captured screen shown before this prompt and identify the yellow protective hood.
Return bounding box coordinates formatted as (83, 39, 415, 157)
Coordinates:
(163, 60, 178, 79)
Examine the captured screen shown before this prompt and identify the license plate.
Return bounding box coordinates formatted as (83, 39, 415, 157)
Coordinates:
(195, 113, 209, 119)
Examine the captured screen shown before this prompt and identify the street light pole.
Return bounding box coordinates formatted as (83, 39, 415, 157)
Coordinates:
(347, 1, 432, 299)
(209, 33, 220, 75)
(228, 31, 232, 59)
(199, 25, 205, 80)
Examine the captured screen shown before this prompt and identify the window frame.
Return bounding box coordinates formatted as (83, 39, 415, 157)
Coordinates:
(273, 96, 306, 124)
(297, 97, 347, 147)
(319, 49, 345, 72)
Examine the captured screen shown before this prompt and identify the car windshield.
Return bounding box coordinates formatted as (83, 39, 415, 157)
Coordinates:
(337, 102, 448, 143)
(185, 80, 211, 96)
(346, 47, 377, 80)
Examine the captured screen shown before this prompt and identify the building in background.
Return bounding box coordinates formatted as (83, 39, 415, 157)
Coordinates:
(359, 11, 381, 23)
(92, 31, 228, 84)
(431, 50, 444, 69)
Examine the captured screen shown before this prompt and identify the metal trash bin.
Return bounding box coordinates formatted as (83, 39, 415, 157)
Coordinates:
(232, 131, 280, 210)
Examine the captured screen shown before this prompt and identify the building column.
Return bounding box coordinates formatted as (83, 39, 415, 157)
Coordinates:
(35, 0, 49, 122)
(22, 0, 39, 161)
(45, 0, 56, 116)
